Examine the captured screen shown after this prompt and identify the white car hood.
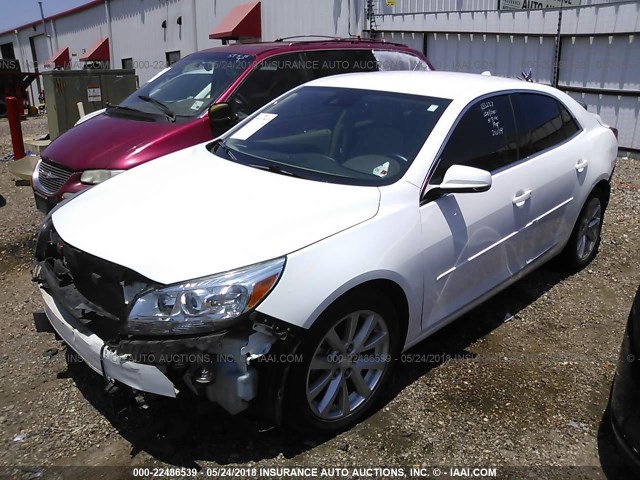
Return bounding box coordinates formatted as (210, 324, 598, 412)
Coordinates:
(52, 145, 380, 285)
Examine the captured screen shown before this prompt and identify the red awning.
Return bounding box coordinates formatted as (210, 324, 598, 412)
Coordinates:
(209, 1, 261, 40)
(80, 38, 109, 62)
(45, 47, 70, 69)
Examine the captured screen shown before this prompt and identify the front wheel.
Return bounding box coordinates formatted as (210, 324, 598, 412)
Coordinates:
(561, 192, 605, 269)
(284, 290, 401, 433)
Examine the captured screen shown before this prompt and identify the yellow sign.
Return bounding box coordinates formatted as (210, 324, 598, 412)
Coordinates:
(386, 0, 396, 6)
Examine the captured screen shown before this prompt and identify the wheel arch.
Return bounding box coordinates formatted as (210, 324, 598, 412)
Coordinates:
(592, 178, 611, 209)
(304, 273, 412, 346)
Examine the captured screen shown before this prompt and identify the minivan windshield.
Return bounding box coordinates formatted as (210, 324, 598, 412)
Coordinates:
(213, 86, 450, 186)
(118, 52, 254, 120)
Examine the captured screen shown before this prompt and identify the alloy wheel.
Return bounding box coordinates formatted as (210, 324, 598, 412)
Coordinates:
(305, 310, 391, 421)
(576, 197, 602, 262)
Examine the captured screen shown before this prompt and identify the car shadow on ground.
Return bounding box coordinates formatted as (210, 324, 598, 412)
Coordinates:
(597, 403, 637, 479)
(58, 261, 596, 468)
(385, 262, 572, 398)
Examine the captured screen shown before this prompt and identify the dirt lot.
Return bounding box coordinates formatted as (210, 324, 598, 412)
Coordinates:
(0, 116, 638, 480)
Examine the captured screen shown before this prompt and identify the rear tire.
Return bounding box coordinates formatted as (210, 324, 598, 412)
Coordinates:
(283, 289, 400, 433)
(561, 190, 606, 270)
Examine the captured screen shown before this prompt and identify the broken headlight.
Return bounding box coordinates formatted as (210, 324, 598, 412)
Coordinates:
(127, 258, 285, 335)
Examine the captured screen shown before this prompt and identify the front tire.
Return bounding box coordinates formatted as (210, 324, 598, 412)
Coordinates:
(284, 289, 401, 433)
(562, 191, 605, 269)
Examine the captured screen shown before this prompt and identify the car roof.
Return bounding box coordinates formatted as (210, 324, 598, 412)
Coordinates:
(195, 39, 422, 57)
(305, 71, 563, 103)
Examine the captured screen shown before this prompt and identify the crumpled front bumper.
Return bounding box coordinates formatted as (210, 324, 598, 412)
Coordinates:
(40, 288, 178, 397)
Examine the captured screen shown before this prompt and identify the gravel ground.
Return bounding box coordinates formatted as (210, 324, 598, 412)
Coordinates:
(0, 116, 638, 479)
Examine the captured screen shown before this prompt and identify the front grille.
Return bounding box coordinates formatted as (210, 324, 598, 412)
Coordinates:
(38, 160, 73, 194)
(34, 224, 155, 341)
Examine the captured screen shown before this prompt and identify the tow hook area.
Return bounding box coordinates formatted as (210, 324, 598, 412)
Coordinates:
(114, 321, 287, 416)
(193, 330, 279, 415)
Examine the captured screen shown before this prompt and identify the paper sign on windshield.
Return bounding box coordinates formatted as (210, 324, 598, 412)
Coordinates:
(231, 113, 278, 141)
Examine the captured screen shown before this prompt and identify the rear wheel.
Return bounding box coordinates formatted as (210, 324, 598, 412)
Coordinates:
(561, 191, 605, 269)
(284, 289, 400, 433)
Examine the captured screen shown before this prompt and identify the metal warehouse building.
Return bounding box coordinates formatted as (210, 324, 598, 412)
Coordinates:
(0, 0, 638, 150)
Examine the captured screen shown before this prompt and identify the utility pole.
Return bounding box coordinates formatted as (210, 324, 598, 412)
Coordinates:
(552, 0, 565, 87)
(38, 1, 53, 59)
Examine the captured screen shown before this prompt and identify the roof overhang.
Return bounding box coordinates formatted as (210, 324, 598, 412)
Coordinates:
(209, 1, 261, 40)
(80, 38, 109, 62)
(45, 47, 70, 69)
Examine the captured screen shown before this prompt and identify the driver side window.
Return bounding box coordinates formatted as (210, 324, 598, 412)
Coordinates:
(430, 94, 517, 184)
(229, 53, 309, 122)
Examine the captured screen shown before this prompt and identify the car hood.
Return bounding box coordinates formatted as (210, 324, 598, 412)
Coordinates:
(51, 145, 381, 285)
(41, 112, 211, 171)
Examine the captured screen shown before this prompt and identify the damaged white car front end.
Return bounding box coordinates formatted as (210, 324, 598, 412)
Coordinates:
(31, 216, 302, 417)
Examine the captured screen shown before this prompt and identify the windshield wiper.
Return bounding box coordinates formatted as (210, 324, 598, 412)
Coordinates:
(212, 139, 238, 161)
(247, 163, 302, 178)
(107, 104, 144, 114)
(137, 95, 176, 122)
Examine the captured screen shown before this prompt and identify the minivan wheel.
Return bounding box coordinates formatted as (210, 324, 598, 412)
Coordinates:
(562, 192, 605, 269)
(284, 290, 400, 433)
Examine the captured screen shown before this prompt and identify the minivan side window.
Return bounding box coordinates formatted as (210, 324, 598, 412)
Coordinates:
(511, 93, 580, 159)
(230, 53, 309, 121)
(304, 50, 378, 78)
(430, 94, 518, 184)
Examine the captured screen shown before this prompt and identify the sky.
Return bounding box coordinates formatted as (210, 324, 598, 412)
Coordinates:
(0, 0, 93, 33)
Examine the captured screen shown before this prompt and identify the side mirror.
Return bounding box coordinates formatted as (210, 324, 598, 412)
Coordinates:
(423, 165, 492, 203)
(208, 103, 234, 132)
(440, 165, 492, 193)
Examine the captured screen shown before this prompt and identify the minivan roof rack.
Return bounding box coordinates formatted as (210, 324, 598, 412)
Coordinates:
(274, 35, 343, 42)
(273, 35, 392, 44)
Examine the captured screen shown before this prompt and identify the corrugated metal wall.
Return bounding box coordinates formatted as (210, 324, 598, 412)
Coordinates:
(376, 0, 640, 150)
(373, 0, 621, 14)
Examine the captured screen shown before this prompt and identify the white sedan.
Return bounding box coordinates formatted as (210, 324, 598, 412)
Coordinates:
(33, 71, 617, 432)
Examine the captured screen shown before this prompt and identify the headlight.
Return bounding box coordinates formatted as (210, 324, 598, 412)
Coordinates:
(127, 257, 285, 335)
(80, 169, 124, 185)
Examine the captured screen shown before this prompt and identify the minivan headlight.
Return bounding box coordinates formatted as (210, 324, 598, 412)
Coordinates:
(80, 169, 124, 185)
(127, 258, 285, 335)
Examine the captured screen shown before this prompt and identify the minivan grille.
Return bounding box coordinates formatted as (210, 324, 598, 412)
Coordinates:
(38, 160, 73, 194)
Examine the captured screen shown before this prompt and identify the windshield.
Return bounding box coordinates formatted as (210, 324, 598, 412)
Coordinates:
(118, 52, 254, 119)
(213, 86, 450, 186)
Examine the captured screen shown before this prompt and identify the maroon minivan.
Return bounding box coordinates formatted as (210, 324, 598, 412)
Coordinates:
(32, 39, 432, 212)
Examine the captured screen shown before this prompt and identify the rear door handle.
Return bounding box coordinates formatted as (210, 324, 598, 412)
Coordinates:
(512, 190, 532, 207)
(576, 158, 589, 172)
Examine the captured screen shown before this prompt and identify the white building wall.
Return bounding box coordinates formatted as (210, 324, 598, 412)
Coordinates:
(260, 0, 366, 41)
(109, 0, 193, 82)
(52, 5, 108, 70)
(194, 0, 244, 48)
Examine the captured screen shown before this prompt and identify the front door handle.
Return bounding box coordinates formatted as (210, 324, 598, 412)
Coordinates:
(576, 158, 589, 173)
(512, 189, 532, 207)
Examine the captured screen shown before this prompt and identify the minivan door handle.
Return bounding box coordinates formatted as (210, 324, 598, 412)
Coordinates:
(512, 190, 532, 207)
(575, 158, 589, 173)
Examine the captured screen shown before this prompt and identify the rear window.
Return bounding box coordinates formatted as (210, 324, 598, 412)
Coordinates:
(512, 93, 581, 158)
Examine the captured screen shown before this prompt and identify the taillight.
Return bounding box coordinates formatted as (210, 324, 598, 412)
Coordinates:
(610, 127, 619, 139)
